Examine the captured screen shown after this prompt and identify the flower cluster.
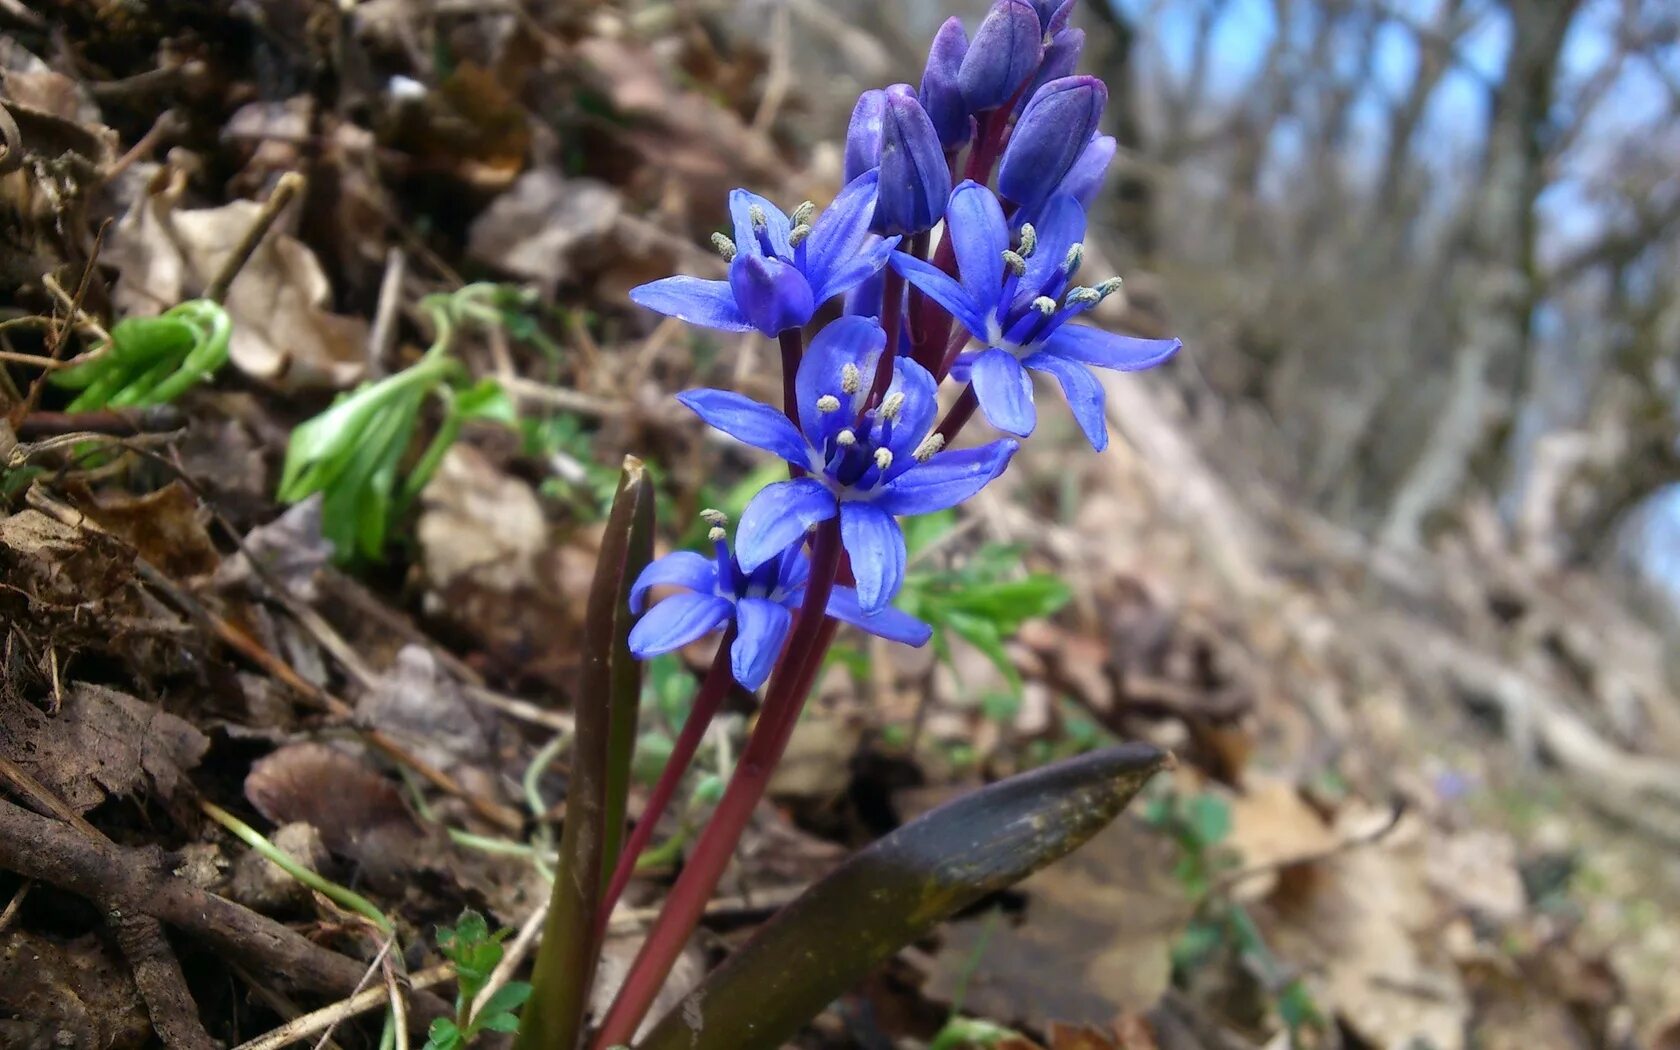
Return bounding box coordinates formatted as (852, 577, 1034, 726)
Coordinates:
(626, 0, 1182, 685)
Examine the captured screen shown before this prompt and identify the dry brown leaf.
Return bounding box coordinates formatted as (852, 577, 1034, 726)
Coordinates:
(1224, 778, 1339, 901)
(357, 644, 494, 772)
(84, 481, 220, 580)
(1424, 828, 1526, 923)
(102, 166, 368, 391)
(467, 170, 621, 294)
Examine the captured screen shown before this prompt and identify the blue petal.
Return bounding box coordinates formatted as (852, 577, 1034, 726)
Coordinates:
(1020, 194, 1087, 299)
(676, 389, 812, 467)
(889, 252, 990, 339)
(795, 315, 886, 436)
(728, 255, 814, 336)
(1054, 134, 1115, 211)
(839, 501, 907, 613)
(629, 277, 751, 332)
(805, 169, 883, 300)
(881, 357, 941, 461)
(729, 189, 793, 259)
(813, 235, 900, 307)
(1042, 325, 1182, 372)
(1024, 351, 1107, 451)
(844, 91, 886, 183)
(629, 550, 719, 613)
(874, 440, 1019, 516)
(826, 587, 932, 646)
(628, 592, 732, 658)
(775, 546, 811, 594)
(970, 347, 1037, 436)
(946, 181, 1008, 305)
(737, 478, 837, 571)
(731, 597, 794, 689)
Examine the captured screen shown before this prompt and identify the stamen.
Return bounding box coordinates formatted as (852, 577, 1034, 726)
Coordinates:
(874, 448, 894, 469)
(816, 394, 841, 413)
(1064, 243, 1084, 274)
(1002, 250, 1026, 277)
(790, 200, 816, 226)
(788, 223, 813, 247)
(913, 433, 946, 461)
(840, 363, 863, 394)
(711, 233, 737, 261)
(1032, 295, 1058, 315)
(748, 204, 768, 231)
(700, 508, 729, 527)
(879, 392, 905, 420)
(1017, 223, 1037, 258)
(1063, 286, 1102, 308)
(1094, 276, 1124, 299)
(835, 429, 857, 447)
(708, 526, 727, 542)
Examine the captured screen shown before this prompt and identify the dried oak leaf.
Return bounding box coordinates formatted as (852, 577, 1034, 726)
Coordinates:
(83, 481, 220, 580)
(102, 165, 367, 391)
(467, 171, 620, 295)
(0, 682, 208, 814)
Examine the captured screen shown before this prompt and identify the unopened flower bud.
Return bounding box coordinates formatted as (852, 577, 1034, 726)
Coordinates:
(711, 233, 737, 261)
(1002, 250, 1027, 276)
(1019, 27, 1084, 109)
(1017, 223, 1037, 258)
(844, 90, 887, 182)
(872, 84, 951, 236)
(840, 363, 863, 394)
(920, 16, 972, 149)
(913, 433, 946, 461)
(874, 448, 894, 469)
(1030, 0, 1076, 35)
(998, 76, 1107, 212)
(879, 392, 905, 420)
(958, 0, 1043, 112)
(816, 394, 842, 413)
(1054, 134, 1117, 209)
(836, 428, 857, 447)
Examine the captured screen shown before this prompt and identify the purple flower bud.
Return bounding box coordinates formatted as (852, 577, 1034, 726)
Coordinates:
(728, 254, 814, 336)
(1019, 26, 1083, 108)
(1056, 133, 1116, 209)
(844, 89, 887, 183)
(956, 0, 1043, 112)
(997, 75, 1107, 211)
(1030, 0, 1076, 35)
(920, 17, 971, 149)
(872, 84, 951, 236)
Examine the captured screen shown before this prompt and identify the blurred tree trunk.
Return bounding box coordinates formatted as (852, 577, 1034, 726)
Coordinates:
(1379, 0, 1582, 550)
(1082, 0, 1156, 258)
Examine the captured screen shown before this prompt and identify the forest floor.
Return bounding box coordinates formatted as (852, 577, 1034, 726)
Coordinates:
(3, 5, 1679, 1050)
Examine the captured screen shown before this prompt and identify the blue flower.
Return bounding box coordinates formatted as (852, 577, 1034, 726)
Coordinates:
(629, 171, 898, 337)
(873, 85, 952, 236)
(628, 520, 932, 689)
(956, 0, 1043, 112)
(845, 90, 887, 183)
(890, 181, 1181, 449)
(997, 75, 1106, 213)
(920, 17, 972, 149)
(674, 316, 1018, 613)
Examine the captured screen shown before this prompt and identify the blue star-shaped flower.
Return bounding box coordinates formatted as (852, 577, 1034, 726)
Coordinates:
(890, 180, 1181, 450)
(629, 171, 899, 337)
(628, 524, 931, 689)
(674, 316, 1018, 613)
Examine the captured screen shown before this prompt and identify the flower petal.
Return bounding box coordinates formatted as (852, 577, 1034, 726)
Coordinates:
(1024, 351, 1107, 451)
(628, 592, 732, 658)
(737, 478, 837, 571)
(729, 189, 793, 259)
(947, 180, 1008, 305)
(629, 550, 718, 614)
(677, 389, 812, 467)
(813, 234, 901, 306)
(970, 347, 1037, 436)
(826, 587, 932, 646)
(874, 439, 1019, 516)
(890, 251, 990, 339)
(795, 315, 887, 436)
(1020, 193, 1087, 297)
(881, 357, 941, 461)
(731, 597, 794, 689)
(728, 255, 815, 335)
(1042, 325, 1182, 372)
(839, 501, 907, 613)
(805, 169, 882, 297)
(629, 277, 751, 332)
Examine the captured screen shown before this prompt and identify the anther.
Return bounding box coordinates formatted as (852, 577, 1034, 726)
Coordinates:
(788, 224, 813, 247)
(913, 433, 946, 461)
(711, 233, 737, 261)
(840, 363, 863, 395)
(1032, 295, 1058, 315)
(816, 394, 842, 413)
(1063, 286, 1101, 308)
(1094, 276, 1124, 299)
(1002, 250, 1027, 277)
(1064, 243, 1084, 273)
(748, 204, 768, 231)
(700, 508, 729, 527)
(879, 392, 905, 420)
(790, 200, 816, 226)
(707, 526, 728, 542)
(874, 448, 894, 469)
(1018, 223, 1037, 258)
(836, 429, 857, 447)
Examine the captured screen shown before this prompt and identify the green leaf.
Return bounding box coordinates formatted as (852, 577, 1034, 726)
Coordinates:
(424, 1017, 461, 1050)
(478, 981, 532, 1017)
(454, 377, 518, 425)
(635, 744, 1167, 1050)
(478, 1011, 523, 1034)
(1184, 794, 1232, 846)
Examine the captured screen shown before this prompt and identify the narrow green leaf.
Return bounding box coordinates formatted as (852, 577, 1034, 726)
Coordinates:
(479, 981, 533, 1017)
(635, 743, 1166, 1050)
(516, 457, 655, 1050)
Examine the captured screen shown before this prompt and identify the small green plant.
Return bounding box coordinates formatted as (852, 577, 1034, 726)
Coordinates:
(897, 511, 1072, 693)
(1142, 787, 1323, 1039)
(51, 299, 231, 410)
(427, 910, 533, 1050)
(277, 284, 518, 560)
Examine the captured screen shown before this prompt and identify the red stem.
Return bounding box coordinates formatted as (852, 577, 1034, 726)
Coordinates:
(776, 328, 802, 425)
(904, 231, 932, 364)
(596, 632, 737, 930)
(592, 520, 845, 1049)
(863, 267, 905, 415)
(935, 385, 979, 444)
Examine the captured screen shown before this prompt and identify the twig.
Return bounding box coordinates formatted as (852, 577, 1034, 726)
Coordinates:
(0, 880, 29, 933)
(367, 248, 407, 377)
(110, 910, 218, 1050)
(750, 0, 794, 134)
(1209, 800, 1406, 897)
(15, 406, 186, 439)
(202, 801, 394, 934)
(206, 172, 305, 304)
(469, 902, 548, 1023)
(228, 964, 456, 1050)
(497, 374, 627, 417)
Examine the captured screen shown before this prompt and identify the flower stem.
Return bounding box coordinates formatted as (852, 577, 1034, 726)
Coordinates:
(935, 384, 979, 444)
(865, 268, 906, 413)
(776, 328, 803, 424)
(596, 629, 737, 929)
(904, 231, 933, 363)
(592, 520, 844, 1049)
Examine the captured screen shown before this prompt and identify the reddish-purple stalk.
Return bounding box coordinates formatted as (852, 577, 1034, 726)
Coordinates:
(934, 384, 979, 443)
(596, 630, 738, 932)
(863, 267, 906, 413)
(776, 328, 803, 424)
(903, 231, 934, 367)
(592, 519, 845, 1049)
